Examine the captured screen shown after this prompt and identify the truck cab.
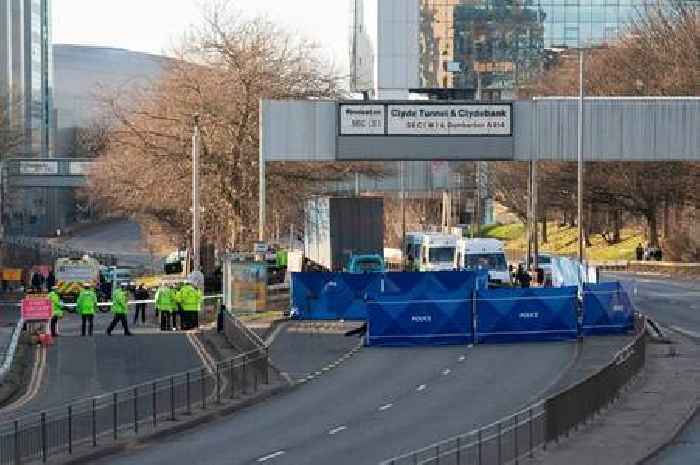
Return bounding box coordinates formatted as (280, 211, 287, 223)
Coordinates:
(346, 254, 385, 273)
(455, 238, 510, 285)
(405, 233, 457, 272)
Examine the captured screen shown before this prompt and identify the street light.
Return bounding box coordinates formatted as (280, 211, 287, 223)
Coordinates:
(577, 50, 584, 265)
(192, 114, 201, 273)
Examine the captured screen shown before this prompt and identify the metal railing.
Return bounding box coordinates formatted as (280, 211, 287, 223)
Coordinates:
(381, 315, 647, 465)
(0, 316, 272, 465)
(0, 318, 24, 384)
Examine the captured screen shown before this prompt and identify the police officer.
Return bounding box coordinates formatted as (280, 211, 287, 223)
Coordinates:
(155, 283, 176, 331)
(176, 280, 202, 330)
(76, 282, 97, 336)
(107, 283, 132, 336)
(48, 285, 63, 338)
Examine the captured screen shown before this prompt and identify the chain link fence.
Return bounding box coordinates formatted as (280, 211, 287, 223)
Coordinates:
(382, 315, 647, 465)
(0, 313, 272, 465)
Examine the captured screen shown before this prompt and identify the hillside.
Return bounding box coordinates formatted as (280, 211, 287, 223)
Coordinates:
(481, 223, 645, 261)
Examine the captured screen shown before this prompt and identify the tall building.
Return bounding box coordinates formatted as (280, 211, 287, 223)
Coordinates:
(352, 0, 673, 100)
(0, 0, 53, 157)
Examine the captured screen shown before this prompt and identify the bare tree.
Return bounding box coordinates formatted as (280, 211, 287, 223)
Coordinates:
(89, 1, 381, 254)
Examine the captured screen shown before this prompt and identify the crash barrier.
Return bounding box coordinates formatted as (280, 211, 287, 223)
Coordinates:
(0, 320, 271, 465)
(581, 282, 635, 336)
(290, 272, 378, 320)
(475, 287, 579, 344)
(380, 314, 646, 465)
(0, 318, 24, 385)
(365, 272, 485, 347)
(223, 310, 267, 353)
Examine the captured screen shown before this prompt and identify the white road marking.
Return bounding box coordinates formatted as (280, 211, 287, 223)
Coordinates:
(669, 325, 700, 339)
(458, 355, 466, 362)
(329, 426, 347, 435)
(379, 403, 393, 411)
(257, 451, 285, 462)
(442, 368, 451, 376)
(468, 344, 474, 349)
(417, 384, 427, 392)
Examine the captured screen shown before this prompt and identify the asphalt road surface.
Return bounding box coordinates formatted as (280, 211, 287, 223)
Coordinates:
(95, 341, 576, 465)
(2, 312, 204, 421)
(57, 219, 158, 268)
(605, 272, 700, 465)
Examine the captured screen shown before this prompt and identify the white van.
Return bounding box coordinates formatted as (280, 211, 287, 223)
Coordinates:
(405, 233, 457, 272)
(455, 238, 510, 284)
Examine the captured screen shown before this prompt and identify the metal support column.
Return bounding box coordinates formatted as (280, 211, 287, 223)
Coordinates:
(192, 114, 201, 272)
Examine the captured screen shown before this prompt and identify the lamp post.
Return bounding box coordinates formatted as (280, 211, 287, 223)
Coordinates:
(192, 114, 201, 273)
(577, 50, 584, 265)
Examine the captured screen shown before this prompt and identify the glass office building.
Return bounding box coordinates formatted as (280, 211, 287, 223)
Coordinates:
(352, 0, 671, 99)
(0, 0, 54, 156)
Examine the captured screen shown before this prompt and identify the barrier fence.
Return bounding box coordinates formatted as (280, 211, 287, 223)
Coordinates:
(0, 313, 271, 465)
(380, 314, 646, 465)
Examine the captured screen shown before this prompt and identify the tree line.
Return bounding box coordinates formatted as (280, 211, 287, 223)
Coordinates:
(492, 2, 699, 256)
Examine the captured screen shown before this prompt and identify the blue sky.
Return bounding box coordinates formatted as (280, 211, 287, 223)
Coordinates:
(53, 0, 349, 66)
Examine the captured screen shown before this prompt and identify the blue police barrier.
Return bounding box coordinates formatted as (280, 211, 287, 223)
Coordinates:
(582, 282, 635, 335)
(475, 287, 578, 344)
(290, 272, 377, 320)
(366, 271, 484, 346)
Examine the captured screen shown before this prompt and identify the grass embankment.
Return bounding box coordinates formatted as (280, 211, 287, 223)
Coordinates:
(481, 223, 644, 261)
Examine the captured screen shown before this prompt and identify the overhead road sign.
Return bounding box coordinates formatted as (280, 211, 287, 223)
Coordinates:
(261, 97, 700, 162)
(339, 102, 512, 137)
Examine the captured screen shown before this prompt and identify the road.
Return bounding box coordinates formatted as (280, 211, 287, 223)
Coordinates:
(56, 219, 159, 268)
(605, 272, 700, 465)
(1, 312, 205, 421)
(95, 341, 576, 465)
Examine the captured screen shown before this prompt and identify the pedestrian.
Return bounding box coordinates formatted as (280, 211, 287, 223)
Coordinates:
(635, 243, 644, 261)
(155, 283, 176, 331)
(48, 285, 63, 338)
(46, 270, 56, 291)
(515, 264, 531, 289)
(176, 279, 202, 330)
(106, 283, 132, 336)
(76, 282, 97, 336)
(31, 272, 42, 292)
(133, 284, 149, 326)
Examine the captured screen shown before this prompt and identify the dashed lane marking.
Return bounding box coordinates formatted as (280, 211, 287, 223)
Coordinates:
(329, 426, 348, 435)
(442, 368, 451, 376)
(417, 384, 427, 392)
(257, 451, 285, 462)
(379, 403, 393, 411)
(458, 355, 466, 362)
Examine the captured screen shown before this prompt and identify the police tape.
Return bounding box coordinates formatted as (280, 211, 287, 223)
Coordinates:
(0, 294, 224, 309)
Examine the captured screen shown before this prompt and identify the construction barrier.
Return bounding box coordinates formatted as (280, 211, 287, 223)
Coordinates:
(582, 282, 635, 335)
(366, 271, 485, 347)
(475, 287, 579, 344)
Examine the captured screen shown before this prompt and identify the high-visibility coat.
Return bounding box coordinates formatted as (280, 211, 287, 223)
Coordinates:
(76, 289, 97, 316)
(112, 288, 128, 315)
(155, 287, 176, 312)
(176, 285, 202, 312)
(48, 291, 63, 318)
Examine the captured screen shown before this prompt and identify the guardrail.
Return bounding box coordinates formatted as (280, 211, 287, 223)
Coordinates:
(0, 319, 24, 385)
(592, 260, 700, 274)
(0, 313, 271, 465)
(381, 315, 647, 465)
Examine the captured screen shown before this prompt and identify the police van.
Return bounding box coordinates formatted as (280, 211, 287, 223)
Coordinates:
(454, 238, 510, 285)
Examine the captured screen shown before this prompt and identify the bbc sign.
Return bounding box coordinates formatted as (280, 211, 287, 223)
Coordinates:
(339, 102, 512, 137)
